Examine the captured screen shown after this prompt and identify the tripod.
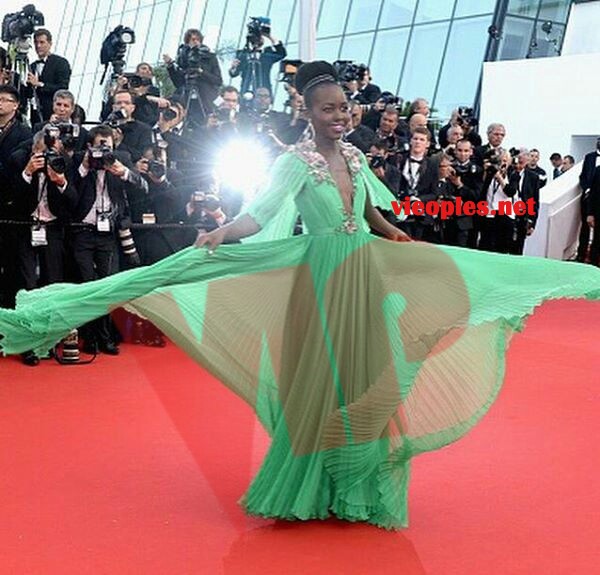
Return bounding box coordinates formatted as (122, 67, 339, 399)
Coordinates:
(242, 45, 264, 97)
(5, 37, 39, 125)
(182, 72, 208, 134)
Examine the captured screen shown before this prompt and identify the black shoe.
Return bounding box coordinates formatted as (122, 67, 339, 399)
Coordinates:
(99, 342, 120, 355)
(21, 350, 40, 367)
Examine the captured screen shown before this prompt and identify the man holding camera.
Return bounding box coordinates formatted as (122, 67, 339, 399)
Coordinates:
(435, 154, 478, 247)
(164, 29, 223, 129)
(33, 89, 87, 153)
(474, 123, 506, 167)
(343, 101, 375, 153)
(129, 145, 187, 265)
(108, 90, 153, 162)
(0, 85, 32, 308)
(368, 139, 400, 196)
(26, 29, 71, 123)
(67, 125, 147, 355)
(229, 18, 286, 98)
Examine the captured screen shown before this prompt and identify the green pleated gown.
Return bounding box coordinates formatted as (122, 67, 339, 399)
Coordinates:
(1, 140, 599, 529)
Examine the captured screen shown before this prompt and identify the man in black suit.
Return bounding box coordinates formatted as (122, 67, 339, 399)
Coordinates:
(67, 125, 147, 355)
(344, 101, 375, 153)
(0, 85, 33, 309)
(109, 90, 153, 162)
(163, 29, 223, 130)
(474, 122, 506, 167)
(585, 165, 600, 266)
(4, 130, 74, 364)
(396, 127, 439, 241)
(576, 138, 600, 263)
(27, 29, 71, 123)
(501, 149, 540, 255)
(33, 89, 88, 154)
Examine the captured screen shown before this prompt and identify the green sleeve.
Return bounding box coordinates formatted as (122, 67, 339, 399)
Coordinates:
(359, 154, 406, 221)
(240, 152, 307, 243)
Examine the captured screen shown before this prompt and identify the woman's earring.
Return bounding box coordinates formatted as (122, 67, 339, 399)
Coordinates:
(302, 120, 315, 142)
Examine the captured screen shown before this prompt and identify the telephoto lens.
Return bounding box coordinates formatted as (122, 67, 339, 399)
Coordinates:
(61, 329, 80, 363)
(118, 227, 141, 266)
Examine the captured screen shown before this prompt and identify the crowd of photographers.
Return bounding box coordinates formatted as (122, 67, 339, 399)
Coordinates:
(0, 12, 597, 366)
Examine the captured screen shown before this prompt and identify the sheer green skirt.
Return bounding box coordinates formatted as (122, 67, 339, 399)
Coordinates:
(1, 232, 599, 529)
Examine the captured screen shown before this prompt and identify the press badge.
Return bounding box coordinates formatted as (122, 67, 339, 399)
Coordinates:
(31, 224, 48, 246)
(142, 213, 156, 225)
(97, 214, 111, 232)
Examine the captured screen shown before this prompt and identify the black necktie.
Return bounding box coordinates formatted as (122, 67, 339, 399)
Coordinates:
(410, 158, 422, 165)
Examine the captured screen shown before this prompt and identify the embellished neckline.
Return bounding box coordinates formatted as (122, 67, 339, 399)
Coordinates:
(292, 139, 362, 234)
(292, 139, 363, 188)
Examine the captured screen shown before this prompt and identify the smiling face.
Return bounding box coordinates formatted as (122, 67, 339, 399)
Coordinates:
(306, 83, 350, 141)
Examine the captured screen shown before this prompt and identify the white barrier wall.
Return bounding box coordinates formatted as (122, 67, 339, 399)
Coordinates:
(523, 164, 582, 259)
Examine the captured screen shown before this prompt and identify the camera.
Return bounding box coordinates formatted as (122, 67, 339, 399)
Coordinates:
(43, 150, 66, 174)
(161, 107, 178, 122)
(1, 4, 44, 43)
(176, 43, 210, 75)
(44, 122, 80, 149)
(106, 108, 128, 127)
(100, 26, 135, 80)
(88, 142, 116, 170)
(121, 72, 151, 90)
(456, 106, 478, 128)
(332, 60, 367, 84)
(279, 59, 303, 84)
(117, 221, 140, 266)
(369, 154, 386, 170)
(246, 16, 271, 49)
(147, 159, 166, 179)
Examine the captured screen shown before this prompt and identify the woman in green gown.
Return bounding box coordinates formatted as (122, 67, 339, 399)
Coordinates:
(1, 62, 599, 530)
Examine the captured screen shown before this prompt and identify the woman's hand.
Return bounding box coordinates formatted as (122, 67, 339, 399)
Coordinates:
(194, 227, 227, 253)
(386, 229, 412, 242)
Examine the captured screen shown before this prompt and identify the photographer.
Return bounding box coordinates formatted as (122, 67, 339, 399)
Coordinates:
(367, 139, 400, 196)
(451, 138, 483, 248)
(361, 92, 402, 133)
(355, 66, 381, 104)
(0, 85, 32, 308)
(474, 123, 506, 167)
(67, 125, 147, 355)
(503, 149, 539, 255)
(4, 128, 73, 364)
(27, 29, 71, 123)
(435, 154, 478, 247)
(129, 145, 187, 265)
(108, 89, 153, 162)
(229, 18, 286, 97)
(343, 100, 375, 153)
(375, 105, 403, 161)
(33, 89, 87, 153)
(163, 29, 223, 129)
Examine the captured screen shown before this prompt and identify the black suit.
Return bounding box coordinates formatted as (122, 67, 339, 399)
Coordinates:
(167, 46, 223, 128)
(396, 154, 439, 240)
(585, 166, 600, 265)
(4, 150, 73, 297)
(29, 54, 71, 122)
(499, 167, 540, 255)
(576, 150, 600, 262)
(0, 118, 33, 307)
(65, 153, 146, 347)
(344, 124, 375, 153)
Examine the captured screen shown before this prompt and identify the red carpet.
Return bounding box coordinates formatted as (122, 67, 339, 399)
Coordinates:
(1, 300, 599, 574)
